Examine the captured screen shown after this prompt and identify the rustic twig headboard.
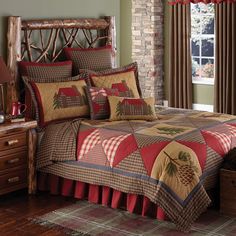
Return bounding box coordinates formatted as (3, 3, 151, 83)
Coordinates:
(6, 16, 116, 112)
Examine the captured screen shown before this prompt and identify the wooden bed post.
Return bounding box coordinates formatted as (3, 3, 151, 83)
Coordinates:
(28, 128, 37, 194)
(7, 16, 22, 113)
(104, 16, 117, 67)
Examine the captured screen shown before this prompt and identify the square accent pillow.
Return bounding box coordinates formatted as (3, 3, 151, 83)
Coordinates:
(88, 62, 141, 98)
(24, 74, 89, 128)
(108, 96, 157, 121)
(19, 61, 73, 119)
(64, 45, 113, 75)
(85, 87, 119, 120)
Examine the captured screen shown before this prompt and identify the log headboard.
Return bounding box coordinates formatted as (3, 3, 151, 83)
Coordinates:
(6, 16, 116, 112)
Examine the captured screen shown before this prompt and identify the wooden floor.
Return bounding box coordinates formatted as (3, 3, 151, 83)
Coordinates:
(0, 189, 76, 236)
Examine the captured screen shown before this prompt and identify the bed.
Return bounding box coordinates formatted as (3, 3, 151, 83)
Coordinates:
(6, 16, 236, 232)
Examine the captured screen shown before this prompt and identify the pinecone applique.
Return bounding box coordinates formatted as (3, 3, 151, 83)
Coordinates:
(164, 150, 198, 186)
(178, 164, 194, 186)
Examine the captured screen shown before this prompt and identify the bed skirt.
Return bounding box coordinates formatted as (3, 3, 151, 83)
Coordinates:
(38, 172, 167, 221)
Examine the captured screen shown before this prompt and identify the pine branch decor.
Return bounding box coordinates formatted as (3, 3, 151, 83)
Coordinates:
(164, 150, 197, 186)
(156, 127, 187, 136)
(116, 101, 122, 117)
(53, 93, 61, 109)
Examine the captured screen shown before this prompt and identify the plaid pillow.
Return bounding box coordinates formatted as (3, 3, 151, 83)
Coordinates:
(19, 61, 73, 78)
(19, 61, 73, 119)
(23, 74, 89, 128)
(86, 62, 142, 98)
(108, 96, 157, 121)
(64, 46, 113, 75)
(85, 87, 119, 120)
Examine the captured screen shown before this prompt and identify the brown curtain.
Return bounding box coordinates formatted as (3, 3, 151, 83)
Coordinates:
(168, 0, 236, 4)
(214, 3, 236, 114)
(168, 4, 192, 109)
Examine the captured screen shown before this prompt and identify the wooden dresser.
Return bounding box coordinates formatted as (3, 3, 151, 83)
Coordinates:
(220, 169, 236, 216)
(0, 120, 37, 195)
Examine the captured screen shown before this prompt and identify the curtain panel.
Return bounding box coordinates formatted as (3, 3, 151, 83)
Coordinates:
(214, 3, 236, 115)
(168, 4, 192, 109)
(168, 0, 236, 5)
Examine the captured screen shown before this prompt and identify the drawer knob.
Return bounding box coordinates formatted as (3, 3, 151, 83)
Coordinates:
(7, 158, 20, 164)
(7, 139, 19, 146)
(8, 176, 20, 183)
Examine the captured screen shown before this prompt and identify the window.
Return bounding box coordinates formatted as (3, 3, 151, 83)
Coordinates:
(191, 3, 215, 85)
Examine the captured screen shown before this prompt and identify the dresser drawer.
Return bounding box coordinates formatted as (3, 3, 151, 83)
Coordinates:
(220, 169, 236, 197)
(220, 169, 236, 216)
(0, 132, 27, 151)
(0, 168, 27, 190)
(0, 149, 27, 171)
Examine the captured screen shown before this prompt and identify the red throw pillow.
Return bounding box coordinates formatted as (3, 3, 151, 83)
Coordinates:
(85, 87, 119, 120)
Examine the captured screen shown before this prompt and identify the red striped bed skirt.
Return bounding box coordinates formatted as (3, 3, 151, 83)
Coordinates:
(38, 172, 167, 221)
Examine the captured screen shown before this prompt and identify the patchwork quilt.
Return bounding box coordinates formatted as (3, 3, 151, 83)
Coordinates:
(37, 107, 236, 231)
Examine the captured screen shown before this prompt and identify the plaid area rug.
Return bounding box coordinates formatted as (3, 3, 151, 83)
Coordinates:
(32, 201, 236, 236)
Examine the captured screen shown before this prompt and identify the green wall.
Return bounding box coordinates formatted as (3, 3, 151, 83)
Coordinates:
(0, 0, 214, 105)
(193, 84, 214, 105)
(0, 0, 120, 61)
(164, 2, 214, 105)
(120, 0, 132, 66)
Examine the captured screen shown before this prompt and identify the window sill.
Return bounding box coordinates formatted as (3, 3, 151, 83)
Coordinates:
(192, 104, 214, 112)
(192, 80, 214, 86)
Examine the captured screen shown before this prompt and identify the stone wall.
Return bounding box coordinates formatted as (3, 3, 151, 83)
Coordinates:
(132, 0, 164, 104)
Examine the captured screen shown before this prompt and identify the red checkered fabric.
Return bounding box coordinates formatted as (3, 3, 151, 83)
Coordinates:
(226, 124, 236, 137)
(78, 129, 101, 159)
(102, 134, 131, 167)
(204, 130, 231, 154)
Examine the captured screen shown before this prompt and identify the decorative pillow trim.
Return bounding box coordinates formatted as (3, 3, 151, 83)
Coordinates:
(65, 45, 112, 52)
(19, 60, 73, 77)
(30, 82, 45, 127)
(108, 96, 157, 121)
(85, 86, 119, 120)
(19, 60, 72, 66)
(19, 60, 72, 67)
(89, 67, 135, 77)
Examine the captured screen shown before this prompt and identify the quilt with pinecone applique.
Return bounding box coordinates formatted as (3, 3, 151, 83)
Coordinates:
(38, 106, 236, 232)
